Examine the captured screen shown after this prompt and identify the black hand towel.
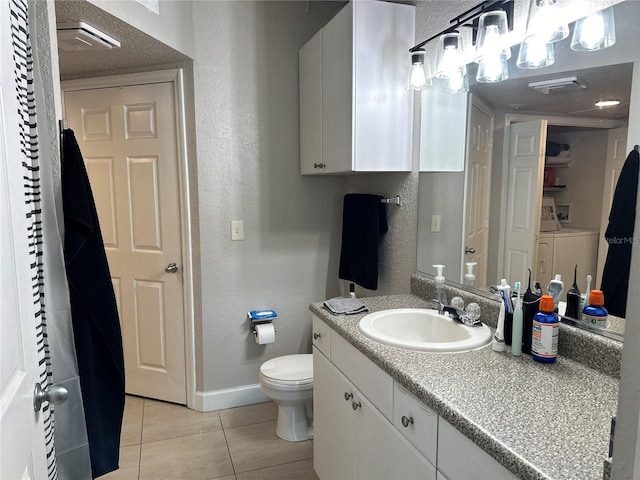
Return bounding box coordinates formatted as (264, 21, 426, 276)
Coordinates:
(338, 194, 388, 290)
(601, 148, 639, 317)
(62, 129, 125, 478)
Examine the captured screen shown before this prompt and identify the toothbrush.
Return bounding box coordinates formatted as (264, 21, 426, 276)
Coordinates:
(586, 274, 592, 300)
(511, 282, 523, 356)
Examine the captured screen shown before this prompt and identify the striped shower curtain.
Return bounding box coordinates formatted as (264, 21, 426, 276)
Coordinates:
(9, 0, 92, 478)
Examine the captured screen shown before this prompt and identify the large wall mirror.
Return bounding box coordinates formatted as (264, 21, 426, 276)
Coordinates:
(417, 0, 639, 341)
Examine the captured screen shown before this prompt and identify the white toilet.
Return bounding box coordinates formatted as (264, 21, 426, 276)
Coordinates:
(259, 354, 313, 442)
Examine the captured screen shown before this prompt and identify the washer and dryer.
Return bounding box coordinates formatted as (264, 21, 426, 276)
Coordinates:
(536, 228, 599, 292)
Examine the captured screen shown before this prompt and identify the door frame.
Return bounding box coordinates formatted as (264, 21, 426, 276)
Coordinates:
(61, 69, 196, 409)
(496, 113, 625, 281)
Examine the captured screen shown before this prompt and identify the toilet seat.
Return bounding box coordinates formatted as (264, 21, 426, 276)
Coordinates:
(260, 354, 313, 386)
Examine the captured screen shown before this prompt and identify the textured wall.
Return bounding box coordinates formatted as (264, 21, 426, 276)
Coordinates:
(192, 1, 347, 392)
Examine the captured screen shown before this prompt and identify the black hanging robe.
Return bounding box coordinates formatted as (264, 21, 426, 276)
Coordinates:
(600, 148, 639, 318)
(61, 129, 125, 478)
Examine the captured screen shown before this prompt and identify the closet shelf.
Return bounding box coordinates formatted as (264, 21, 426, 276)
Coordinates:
(545, 157, 571, 167)
(543, 186, 567, 193)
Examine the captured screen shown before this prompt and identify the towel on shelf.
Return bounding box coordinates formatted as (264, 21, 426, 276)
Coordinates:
(323, 297, 368, 315)
(338, 194, 388, 290)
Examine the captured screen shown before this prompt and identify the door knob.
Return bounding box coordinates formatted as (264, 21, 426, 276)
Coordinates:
(464, 247, 476, 254)
(165, 263, 178, 273)
(34, 383, 69, 412)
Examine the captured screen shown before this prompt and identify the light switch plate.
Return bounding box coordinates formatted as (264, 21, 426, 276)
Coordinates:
(231, 220, 244, 240)
(431, 215, 441, 233)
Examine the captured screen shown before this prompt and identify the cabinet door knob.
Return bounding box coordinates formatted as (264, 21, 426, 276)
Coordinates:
(313, 162, 325, 169)
(313, 332, 321, 340)
(352, 401, 362, 411)
(401, 415, 414, 428)
(344, 392, 353, 401)
(464, 247, 476, 254)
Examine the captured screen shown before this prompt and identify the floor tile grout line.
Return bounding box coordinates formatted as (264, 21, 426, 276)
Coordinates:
(219, 423, 237, 477)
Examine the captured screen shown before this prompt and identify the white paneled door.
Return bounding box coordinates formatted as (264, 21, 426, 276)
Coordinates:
(64, 82, 186, 404)
(503, 120, 547, 286)
(463, 102, 493, 287)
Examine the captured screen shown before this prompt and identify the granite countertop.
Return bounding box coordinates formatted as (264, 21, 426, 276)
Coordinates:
(310, 294, 619, 480)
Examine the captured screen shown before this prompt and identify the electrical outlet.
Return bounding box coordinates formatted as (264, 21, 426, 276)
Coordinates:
(231, 220, 244, 241)
(431, 215, 441, 233)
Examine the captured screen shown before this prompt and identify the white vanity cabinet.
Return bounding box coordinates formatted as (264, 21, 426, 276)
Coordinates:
(437, 418, 518, 480)
(312, 314, 518, 480)
(298, 1, 414, 175)
(313, 347, 436, 480)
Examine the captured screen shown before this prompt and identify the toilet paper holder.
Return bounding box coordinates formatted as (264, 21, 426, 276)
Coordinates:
(248, 310, 277, 336)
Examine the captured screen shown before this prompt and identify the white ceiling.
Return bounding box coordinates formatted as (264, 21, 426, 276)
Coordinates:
(55, 0, 190, 80)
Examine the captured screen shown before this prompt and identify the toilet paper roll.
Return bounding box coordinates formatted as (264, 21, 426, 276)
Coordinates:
(254, 323, 275, 345)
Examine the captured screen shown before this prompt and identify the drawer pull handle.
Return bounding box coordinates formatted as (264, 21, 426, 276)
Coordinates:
(401, 415, 414, 428)
(313, 332, 321, 340)
(352, 401, 362, 411)
(344, 392, 353, 401)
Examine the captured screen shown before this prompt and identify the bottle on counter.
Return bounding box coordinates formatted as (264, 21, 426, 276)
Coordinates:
(433, 264, 448, 308)
(565, 265, 582, 320)
(463, 262, 477, 287)
(582, 290, 608, 329)
(547, 274, 564, 313)
(532, 295, 559, 363)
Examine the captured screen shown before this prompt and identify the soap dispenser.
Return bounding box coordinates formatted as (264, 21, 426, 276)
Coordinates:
(432, 264, 447, 309)
(464, 262, 477, 287)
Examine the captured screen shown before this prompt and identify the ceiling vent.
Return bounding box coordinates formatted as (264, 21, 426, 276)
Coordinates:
(528, 77, 588, 95)
(56, 22, 121, 51)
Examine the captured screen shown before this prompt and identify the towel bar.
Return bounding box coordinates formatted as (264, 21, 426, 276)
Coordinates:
(380, 195, 402, 206)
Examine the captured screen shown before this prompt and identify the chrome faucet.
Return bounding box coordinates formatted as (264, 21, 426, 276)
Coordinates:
(441, 303, 482, 327)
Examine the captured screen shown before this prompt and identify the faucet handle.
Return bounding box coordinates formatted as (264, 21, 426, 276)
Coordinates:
(450, 296, 465, 311)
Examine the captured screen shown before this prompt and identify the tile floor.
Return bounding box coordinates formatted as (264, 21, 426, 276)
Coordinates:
(103, 396, 318, 480)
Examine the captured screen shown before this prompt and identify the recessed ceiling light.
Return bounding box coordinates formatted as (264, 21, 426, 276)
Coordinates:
(594, 99, 621, 108)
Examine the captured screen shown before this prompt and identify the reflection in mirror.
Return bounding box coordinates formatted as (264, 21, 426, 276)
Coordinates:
(417, 0, 640, 339)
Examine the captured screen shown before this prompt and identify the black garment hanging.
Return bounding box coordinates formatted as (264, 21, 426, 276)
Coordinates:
(338, 194, 388, 290)
(61, 129, 125, 478)
(600, 148, 639, 318)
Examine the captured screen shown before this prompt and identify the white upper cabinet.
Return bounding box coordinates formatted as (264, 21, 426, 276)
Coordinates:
(299, 1, 415, 175)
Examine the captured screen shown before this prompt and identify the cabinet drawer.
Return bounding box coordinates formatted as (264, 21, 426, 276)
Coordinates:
(312, 315, 331, 356)
(393, 382, 438, 465)
(438, 418, 517, 480)
(330, 330, 393, 421)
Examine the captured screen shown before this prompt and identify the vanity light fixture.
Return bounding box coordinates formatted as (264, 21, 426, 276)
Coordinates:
(408, 0, 514, 89)
(474, 10, 510, 83)
(516, 0, 567, 70)
(595, 99, 621, 108)
(406, 48, 432, 91)
(571, 6, 616, 52)
(434, 32, 468, 93)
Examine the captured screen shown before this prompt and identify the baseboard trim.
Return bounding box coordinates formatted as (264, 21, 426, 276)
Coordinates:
(194, 384, 269, 412)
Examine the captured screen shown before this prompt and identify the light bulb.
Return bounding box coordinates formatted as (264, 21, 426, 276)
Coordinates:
(443, 69, 467, 94)
(527, 0, 568, 43)
(571, 7, 615, 52)
(578, 11, 605, 50)
(409, 62, 428, 89)
(517, 35, 555, 69)
(406, 49, 432, 90)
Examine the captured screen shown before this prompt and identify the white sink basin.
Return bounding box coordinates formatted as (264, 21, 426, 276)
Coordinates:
(358, 308, 492, 353)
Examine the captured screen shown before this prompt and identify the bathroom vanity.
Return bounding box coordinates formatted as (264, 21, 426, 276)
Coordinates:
(310, 277, 620, 480)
